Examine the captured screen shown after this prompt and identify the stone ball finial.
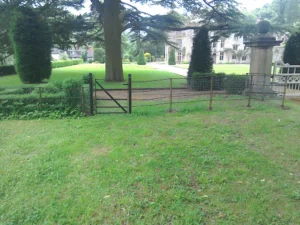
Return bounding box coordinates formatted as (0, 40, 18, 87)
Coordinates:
(257, 20, 271, 34)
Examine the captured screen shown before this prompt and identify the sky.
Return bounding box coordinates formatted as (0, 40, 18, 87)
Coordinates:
(76, 0, 273, 15)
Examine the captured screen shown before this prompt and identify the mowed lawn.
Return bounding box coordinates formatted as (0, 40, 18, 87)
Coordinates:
(177, 64, 250, 74)
(0, 64, 183, 88)
(0, 63, 250, 88)
(1, 101, 299, 224)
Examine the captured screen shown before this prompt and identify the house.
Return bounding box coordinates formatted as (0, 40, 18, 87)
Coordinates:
(51, 46, 94, 61)
(165, 30, 284, 64)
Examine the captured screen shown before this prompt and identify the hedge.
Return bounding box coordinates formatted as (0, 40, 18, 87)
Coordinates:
(189, 72, 225, 91)
(52, 59, 83, 68)
(0, 65, 16, 77)
(0, 79, 84, 117)
(188, 73, 247, 94)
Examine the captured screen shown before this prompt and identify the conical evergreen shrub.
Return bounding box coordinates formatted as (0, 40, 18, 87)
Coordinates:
(10, 7, 52, 83)
(168, 48, 176, 65)
(137, 49, 146, 65)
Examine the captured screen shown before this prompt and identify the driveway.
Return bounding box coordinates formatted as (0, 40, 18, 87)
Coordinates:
(149, 63, 188, 77)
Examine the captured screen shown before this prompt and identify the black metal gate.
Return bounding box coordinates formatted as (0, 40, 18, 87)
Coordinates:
(89, 73, 132, 114)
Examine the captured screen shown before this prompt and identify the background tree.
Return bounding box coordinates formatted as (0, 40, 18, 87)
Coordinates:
(168, 48, 176, 65)
(10, 7, 52, 83)
(90, 0, 243, 81)
(188, 27, 213, 78)
(0, 0, 100, 64)
(137, 49, 146, 65)
(283, 32, 300, 65)
(94, 48, 105, 63)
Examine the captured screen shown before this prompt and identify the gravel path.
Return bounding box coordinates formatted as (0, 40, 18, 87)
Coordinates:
(149, 63, 188, 77)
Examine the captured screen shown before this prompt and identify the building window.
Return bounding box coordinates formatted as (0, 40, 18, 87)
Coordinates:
(221, 40, 225, 48)
(220, 52, 224, 60)
(234, 36, 239, 41)
(177, 51, 182, 62)
(233, 45, 238, 50)
(242, 56, 247, 61)
(212, 42, 217, 47)
(232, 55, 237, 60)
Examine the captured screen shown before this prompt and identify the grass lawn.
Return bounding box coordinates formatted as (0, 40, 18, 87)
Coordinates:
(0, 64, 183, 88)
(0, 63, 251, 88)
(177, 64, 250, 74)
(1, 100, 299, 224)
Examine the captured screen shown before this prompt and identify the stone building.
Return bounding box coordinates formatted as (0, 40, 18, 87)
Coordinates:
(165, 30, 284, 64)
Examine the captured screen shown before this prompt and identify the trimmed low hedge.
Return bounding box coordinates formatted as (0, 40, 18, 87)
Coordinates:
(224, 75, 247, 95)
(0, 79, 84, 117)
(188, 73, 247, 95)
(52, 59, 83, 68)
(189, 72, 226, 91)
(0, 65, 16, 76)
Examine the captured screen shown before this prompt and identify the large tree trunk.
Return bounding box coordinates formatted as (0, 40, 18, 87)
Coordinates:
(104, 0, 124, 81)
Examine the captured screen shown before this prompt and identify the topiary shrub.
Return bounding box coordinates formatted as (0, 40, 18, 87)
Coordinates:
(188, 26, 213, 78)
(168, 48, 176, 65)
(137, 49, 146, 65)
(10, 7, 52, 83)
(283, 32, 300, 65)
(187, 26, 213, 90)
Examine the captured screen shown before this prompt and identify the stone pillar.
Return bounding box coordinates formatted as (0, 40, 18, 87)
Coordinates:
(244, 21, 282, 94)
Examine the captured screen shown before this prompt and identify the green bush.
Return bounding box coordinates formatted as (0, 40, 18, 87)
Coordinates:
(82, 74, 90, 84)
(137, 49, 146, 65)
(0, 65, 16, 76)
(224, 75, 247, 95)
(0, 79, 84, 118)
(0, 88, 26, 95)
(168, 48, 176, 65)
(88, 59, 93, 64)
(51, 59, 83, 68)
(189, 72, 225, 91)
(144, 52, 151, 62)
(10, 7, 52, 83)
(183, 61, 190, 64)
(61, 79, 83, 108)
(283, 32, 300, 65)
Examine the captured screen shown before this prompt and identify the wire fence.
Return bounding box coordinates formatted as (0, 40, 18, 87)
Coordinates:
(129, 74, 296, 113)
(1, 73, 299, 117)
